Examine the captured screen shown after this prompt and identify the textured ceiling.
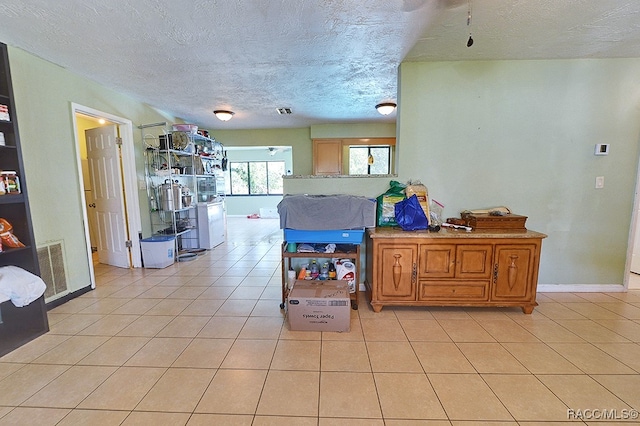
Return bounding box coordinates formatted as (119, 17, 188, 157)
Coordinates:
(0, 0, 639, 130)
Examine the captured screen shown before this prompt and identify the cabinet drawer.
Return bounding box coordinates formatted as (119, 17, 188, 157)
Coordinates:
(419, 280, 490, 301)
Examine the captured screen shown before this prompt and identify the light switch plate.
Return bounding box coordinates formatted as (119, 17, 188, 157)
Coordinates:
(595, 144, 610, 155)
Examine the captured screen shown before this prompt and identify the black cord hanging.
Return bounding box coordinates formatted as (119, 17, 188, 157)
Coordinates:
(466, 0, 474, 47)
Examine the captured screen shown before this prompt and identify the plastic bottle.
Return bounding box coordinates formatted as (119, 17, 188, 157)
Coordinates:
(297, 263, 306, 280)
(328, 262, 336, 280)
(304, 263, 312, 280)
(319, 262, 329, 280)
(310, 259, 319, 279)
(287, 266, 296, 290)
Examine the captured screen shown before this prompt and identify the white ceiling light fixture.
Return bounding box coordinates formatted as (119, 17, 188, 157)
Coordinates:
(213, 110, 235, 121)
(375, 102, 397, 115)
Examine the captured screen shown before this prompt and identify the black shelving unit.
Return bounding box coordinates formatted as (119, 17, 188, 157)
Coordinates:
(0, 42, 49, 357)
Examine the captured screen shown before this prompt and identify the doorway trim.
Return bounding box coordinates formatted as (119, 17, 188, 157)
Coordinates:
(71, 103, 142, 288)
(625, 151, 640, 290)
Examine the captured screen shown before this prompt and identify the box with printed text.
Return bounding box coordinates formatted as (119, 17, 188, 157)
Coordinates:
(287, 280, 350, 332)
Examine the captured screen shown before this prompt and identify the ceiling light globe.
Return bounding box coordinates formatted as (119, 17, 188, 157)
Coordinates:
(213, 110, 235, 121)
(375, 102, 396, 115)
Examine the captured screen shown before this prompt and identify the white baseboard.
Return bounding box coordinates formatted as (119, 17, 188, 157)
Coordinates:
(537, 284, 626, 293)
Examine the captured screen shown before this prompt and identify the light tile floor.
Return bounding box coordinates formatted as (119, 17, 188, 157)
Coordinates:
(1, 217, 640, 425)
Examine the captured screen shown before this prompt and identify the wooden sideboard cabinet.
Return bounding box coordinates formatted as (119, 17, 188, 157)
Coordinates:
(365, 227, 546, 313)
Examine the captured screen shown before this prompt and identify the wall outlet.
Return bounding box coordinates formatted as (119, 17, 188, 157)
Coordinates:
(595, 176, 605, 189)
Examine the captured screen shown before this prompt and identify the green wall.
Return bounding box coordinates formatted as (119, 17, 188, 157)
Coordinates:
(398, 59, 640, 286)
(310, 123, 396, 139)
(8, 46, 180, 294)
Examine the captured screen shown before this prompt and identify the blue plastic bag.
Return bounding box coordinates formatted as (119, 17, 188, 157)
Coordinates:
(394, 194, 429, 231)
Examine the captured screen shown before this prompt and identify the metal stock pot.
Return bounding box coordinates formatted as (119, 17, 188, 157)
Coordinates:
(160, 179, 182, 210)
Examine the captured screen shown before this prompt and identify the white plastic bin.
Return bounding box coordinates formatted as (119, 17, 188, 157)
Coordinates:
(140, 236, 175, 268)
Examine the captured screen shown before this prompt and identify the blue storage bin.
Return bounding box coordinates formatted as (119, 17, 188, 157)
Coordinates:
(283, 228, 365, 244)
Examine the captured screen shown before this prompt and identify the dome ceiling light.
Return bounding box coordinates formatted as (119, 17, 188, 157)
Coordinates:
(213, 110, 235, 121)
(375, 102, 397, 115)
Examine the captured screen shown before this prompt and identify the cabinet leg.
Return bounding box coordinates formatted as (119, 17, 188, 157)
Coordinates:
(521, 305, 535, 314)
(371, 303, 383, 313)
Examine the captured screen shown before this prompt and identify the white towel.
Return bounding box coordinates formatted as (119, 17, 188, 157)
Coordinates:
(0, 265, 46, 307)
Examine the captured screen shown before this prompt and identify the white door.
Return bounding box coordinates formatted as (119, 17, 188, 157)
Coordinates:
(86, 125, 130, 268)
(80, 158, 98, 251)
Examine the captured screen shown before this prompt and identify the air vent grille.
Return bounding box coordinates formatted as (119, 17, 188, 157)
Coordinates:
(276, 107, 292, 115)
(37, 240, 69, 302)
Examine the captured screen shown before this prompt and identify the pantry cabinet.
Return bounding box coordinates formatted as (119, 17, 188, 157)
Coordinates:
(365, 228, 546, 313)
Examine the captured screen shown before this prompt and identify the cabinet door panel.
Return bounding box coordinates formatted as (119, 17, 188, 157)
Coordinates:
(456, 244, 493, 278)
(419, 244, 455, 278)
(493, 245, 535, 300)
(312, 139, 342, 175)
(377, 244, 417, 301)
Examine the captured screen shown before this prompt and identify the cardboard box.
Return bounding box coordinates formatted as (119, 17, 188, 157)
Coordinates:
(287, 280, 350, 332)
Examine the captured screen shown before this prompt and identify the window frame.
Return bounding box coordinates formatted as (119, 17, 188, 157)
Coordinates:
(225, 160, 285, 196)
(348, 145, 391, 175)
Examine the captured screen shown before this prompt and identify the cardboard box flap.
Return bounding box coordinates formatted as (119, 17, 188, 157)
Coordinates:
(289, 280, 349, 299)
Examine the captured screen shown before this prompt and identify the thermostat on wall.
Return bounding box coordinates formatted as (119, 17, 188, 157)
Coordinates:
(595, 143, 610, 156)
